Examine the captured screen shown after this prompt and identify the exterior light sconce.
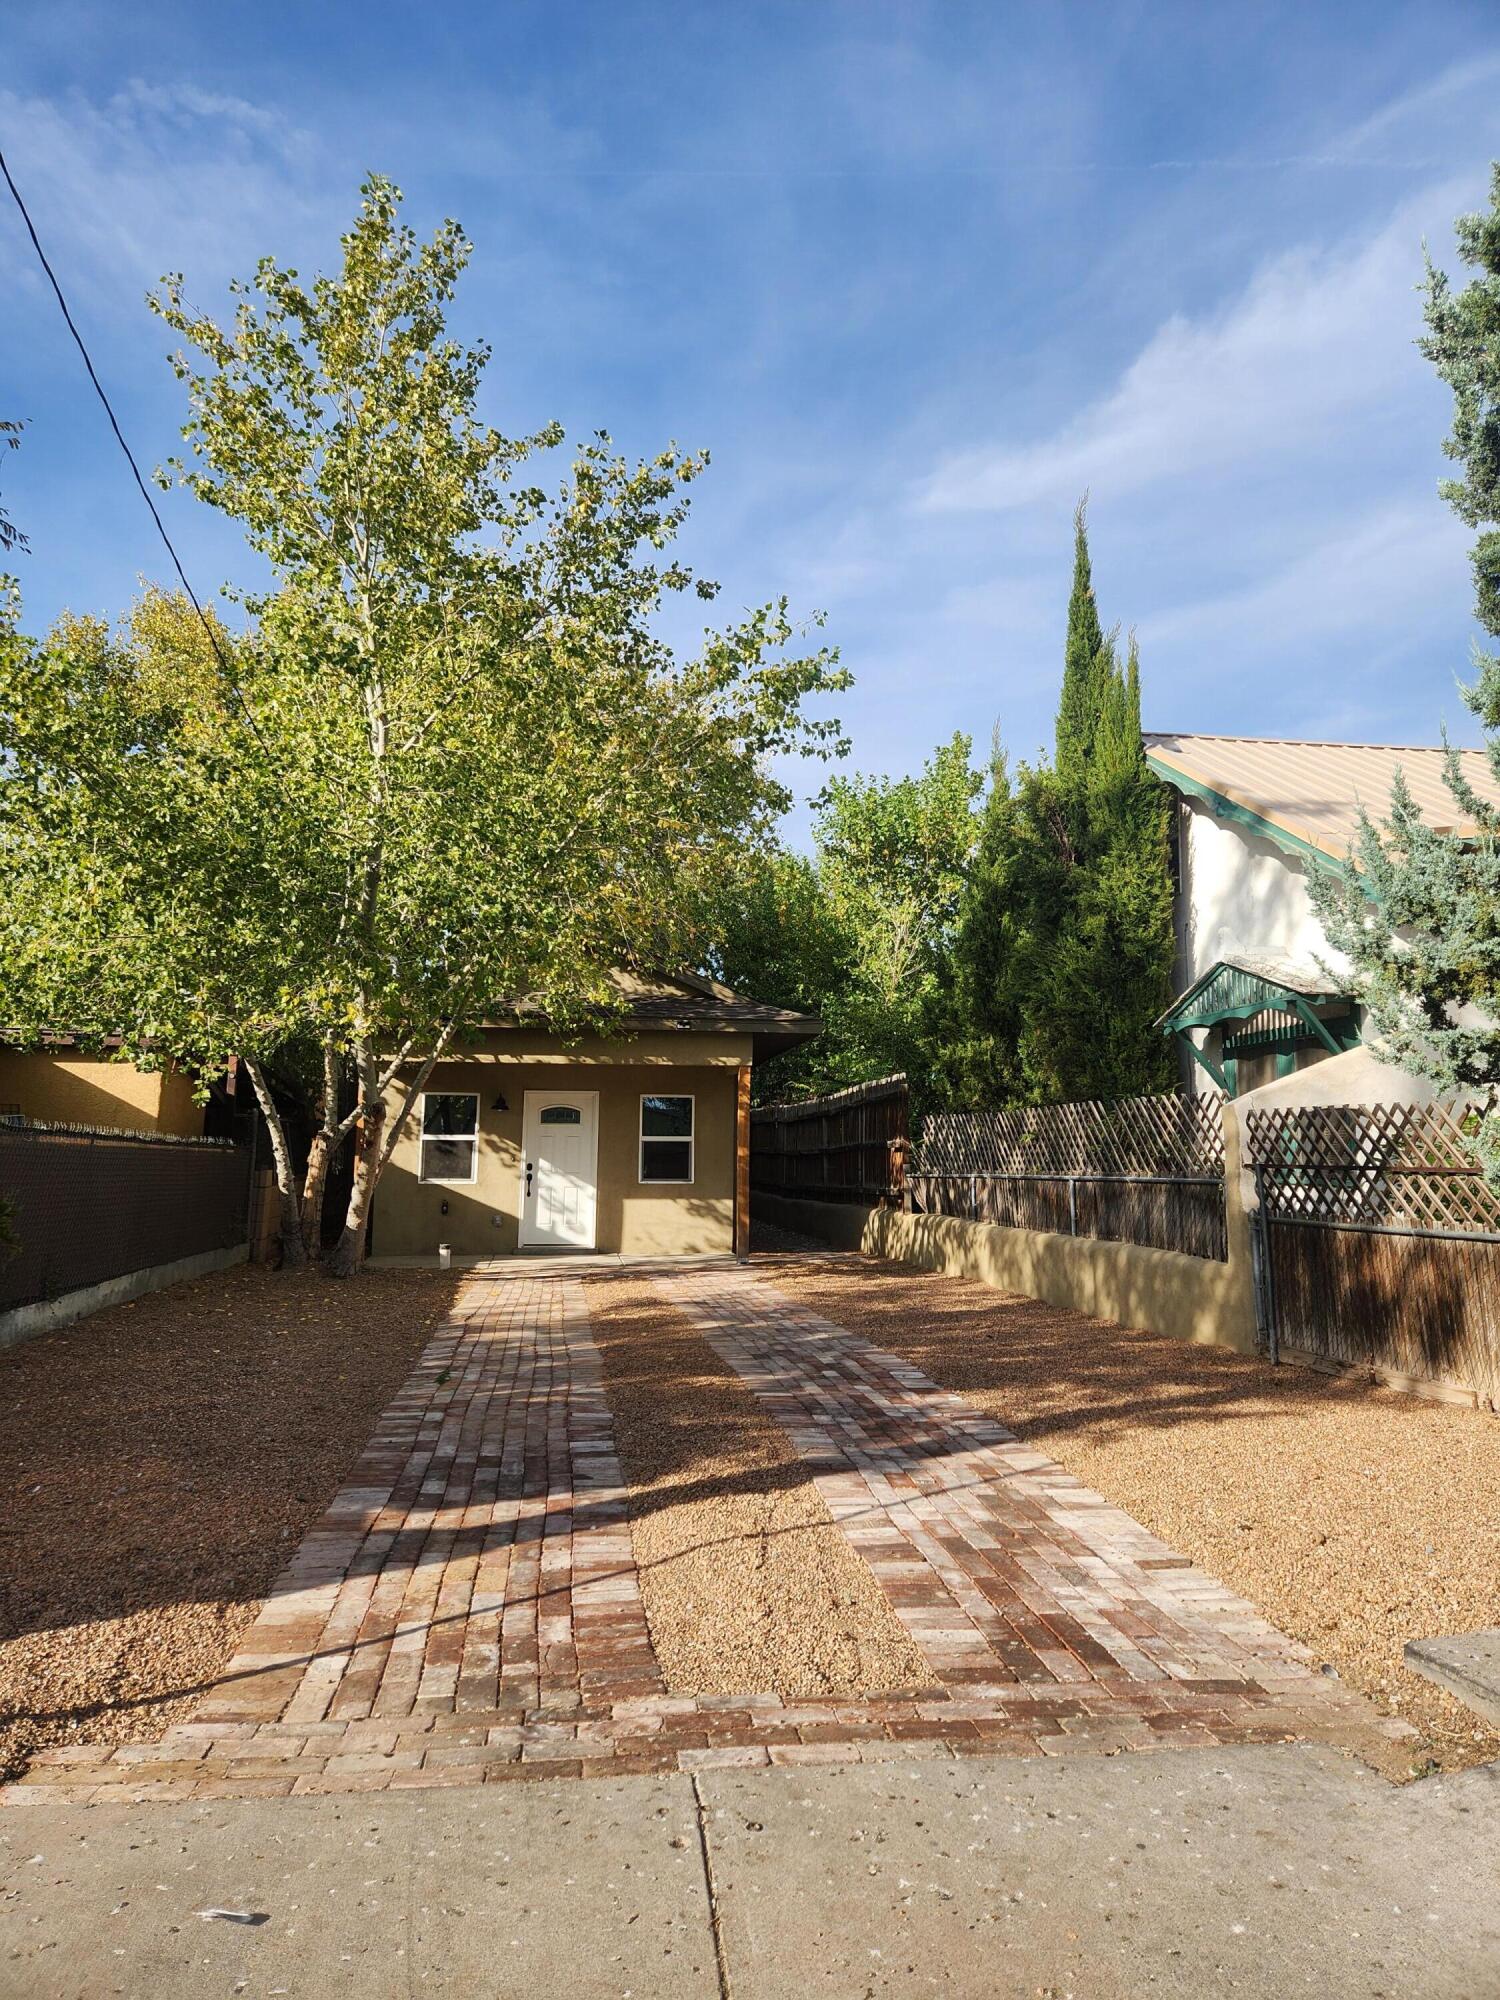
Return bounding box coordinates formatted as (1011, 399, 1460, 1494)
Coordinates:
(491, 1091, 509, 1113)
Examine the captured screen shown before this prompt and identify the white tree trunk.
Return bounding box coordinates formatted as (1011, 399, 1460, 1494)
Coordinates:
(244, 1057, 308, 1268)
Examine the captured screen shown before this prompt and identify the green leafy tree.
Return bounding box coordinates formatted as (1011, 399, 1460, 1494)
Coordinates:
(709, 735, 981, 1105)
(945, 747, 1068, 1104)
(0, 420, 26, 556)
(707, 848, 853, 1103)
(814, 735, 982, 1102)
(1308, 167, 1500, 1173)
(0, 587, 359, 1259)
(0, 178, 846, 1271)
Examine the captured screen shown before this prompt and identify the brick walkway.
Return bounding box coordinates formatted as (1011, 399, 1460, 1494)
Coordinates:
(8, 1264, 1412, 1804)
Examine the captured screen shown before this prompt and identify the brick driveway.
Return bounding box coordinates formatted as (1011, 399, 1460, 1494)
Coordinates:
(9, 1263, 1412, 1804)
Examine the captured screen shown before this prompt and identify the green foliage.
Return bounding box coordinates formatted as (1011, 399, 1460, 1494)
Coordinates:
(0, 176, 847, 1268)
(711, 737, 982, 1106)
(950, 522, 1175, 1107)
(1421, 163, 1500, 643)
(0, 420, 26, 557)
(1309, 170, 1500, 1182)
(1054, 495, 1106, 784)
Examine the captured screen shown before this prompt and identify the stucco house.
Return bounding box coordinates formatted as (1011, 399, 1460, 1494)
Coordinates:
(0, 1037, 209, 1135)
(370, 971, 820, 1262)
(1145, 733, 1500, 1098)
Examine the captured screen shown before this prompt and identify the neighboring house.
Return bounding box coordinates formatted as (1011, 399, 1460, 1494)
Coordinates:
(1144, 733, 1500, 1097)
(0, 1037, 208, 1135)
(372, 971, 821, 1261)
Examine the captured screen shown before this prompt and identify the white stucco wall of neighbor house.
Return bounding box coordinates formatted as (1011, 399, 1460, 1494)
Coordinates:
(1172, 798, 1355, 1095)
(1177, 798, 1350, 987)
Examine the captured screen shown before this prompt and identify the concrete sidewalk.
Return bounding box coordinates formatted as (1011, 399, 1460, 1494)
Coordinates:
(4, 1746, 1497, 1998)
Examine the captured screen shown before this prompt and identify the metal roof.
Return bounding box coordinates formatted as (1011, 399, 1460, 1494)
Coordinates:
(1143, 732, 1500, 863)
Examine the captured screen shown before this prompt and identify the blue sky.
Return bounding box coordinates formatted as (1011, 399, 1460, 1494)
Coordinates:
(5, 2, 1500, 838)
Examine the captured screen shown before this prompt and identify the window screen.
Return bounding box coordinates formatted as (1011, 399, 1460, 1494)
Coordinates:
(420, 1092, 478, 1183)
(640, 1095, 693, 1183)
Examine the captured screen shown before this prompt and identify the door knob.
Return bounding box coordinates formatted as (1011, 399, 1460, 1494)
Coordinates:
(525, 1162, 534, 1197)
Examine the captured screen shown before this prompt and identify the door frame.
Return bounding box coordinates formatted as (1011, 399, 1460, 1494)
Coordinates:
(518, 1087, 601, 1250)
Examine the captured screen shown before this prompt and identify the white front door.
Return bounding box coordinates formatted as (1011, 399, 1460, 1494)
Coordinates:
(519, 1090, 600, 1250)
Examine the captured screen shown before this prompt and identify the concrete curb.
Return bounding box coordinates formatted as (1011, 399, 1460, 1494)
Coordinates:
(0, 1241, 248, 1350)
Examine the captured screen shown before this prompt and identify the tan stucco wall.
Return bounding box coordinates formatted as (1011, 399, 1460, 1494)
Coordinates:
(759, 1193, 1259, 1354)
(0, 1054, 205, 1136)
(373, 1048, 745, 1258)
(755, 1109, 1261, 1356)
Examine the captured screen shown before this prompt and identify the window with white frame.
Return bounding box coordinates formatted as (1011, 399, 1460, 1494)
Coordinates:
(639, 1094, 693, 1183)
(419, 1092, 479, 1183)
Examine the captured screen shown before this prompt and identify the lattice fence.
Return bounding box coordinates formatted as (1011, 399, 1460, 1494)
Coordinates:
(917, 1091, 1226, 1178)
(909, 1092, 1228, 1261)
(1244, 1100, 1500, 1407)
(1245, 1100, 1500, 1237)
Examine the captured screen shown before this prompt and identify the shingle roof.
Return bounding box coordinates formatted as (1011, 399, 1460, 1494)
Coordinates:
(1144, 732, 1500, 863)
(498, 969, 822, 1060)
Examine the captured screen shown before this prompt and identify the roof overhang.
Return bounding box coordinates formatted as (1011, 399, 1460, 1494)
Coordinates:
(1156, 957, 1343, 1034)
(1157, 957, 1357, 1091)
(1144, 748, 1355, 879)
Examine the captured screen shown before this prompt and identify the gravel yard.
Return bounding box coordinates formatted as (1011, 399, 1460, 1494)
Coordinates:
(760, 1253, 1500, 1773)
(0, 1263, 458, 1782)
(586, 1272, 931, 1699)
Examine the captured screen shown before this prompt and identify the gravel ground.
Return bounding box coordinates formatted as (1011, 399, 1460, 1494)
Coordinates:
(759, 1254, 1500, 1774)
(586, 1273, 932, 1700)
(0, 1263, 458, 1782)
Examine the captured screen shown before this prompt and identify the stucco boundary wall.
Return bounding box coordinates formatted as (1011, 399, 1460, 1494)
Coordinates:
(0, 1242, 248, 1353)
(755, 1107, 1260, 1356)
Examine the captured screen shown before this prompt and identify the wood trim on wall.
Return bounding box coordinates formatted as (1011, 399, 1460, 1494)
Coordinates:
(734, 1061, 751, 1257)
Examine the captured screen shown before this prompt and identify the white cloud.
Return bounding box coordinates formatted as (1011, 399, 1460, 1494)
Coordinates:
(914, 186, 1464, 515)
(0, 80, 331, 312)
(1141, 500, 1467, 656)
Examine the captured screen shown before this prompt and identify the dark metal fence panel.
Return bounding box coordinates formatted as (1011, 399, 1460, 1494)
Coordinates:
(0, 1124, 252, 1311)
(908, 1092, 1229, 1261)
(750, 1075, 909, 1203)
(1245, 1101, 1500, 1406)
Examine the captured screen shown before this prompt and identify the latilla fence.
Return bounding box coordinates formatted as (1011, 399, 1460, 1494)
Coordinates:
(1246, 1099, 1500, 1404)
(0, 1121, 252, 1313)
(908, 1091, 1229, 1261)
(750, 1075, 910, 1203)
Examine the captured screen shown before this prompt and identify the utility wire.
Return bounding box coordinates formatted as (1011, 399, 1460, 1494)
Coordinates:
(0, 146, 282, 776)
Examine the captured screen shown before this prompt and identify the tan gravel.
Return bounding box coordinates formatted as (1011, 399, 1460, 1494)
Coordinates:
(759, 1253, 1500, 1775)
(586, 1273, 931, 1700)
(0, 1262, 458, 1782)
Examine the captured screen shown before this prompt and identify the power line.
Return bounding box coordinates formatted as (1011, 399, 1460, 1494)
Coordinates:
(0, 146, 281, 775)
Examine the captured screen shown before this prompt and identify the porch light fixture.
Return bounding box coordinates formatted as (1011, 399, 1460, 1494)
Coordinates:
(491, 1091, 509, 1113)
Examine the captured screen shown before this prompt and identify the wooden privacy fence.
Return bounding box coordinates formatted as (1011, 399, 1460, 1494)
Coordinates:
(909, 1091, 1229, 1261)
(1246, 1100, 1500, 1406)
(750, 1075, 910, 1202)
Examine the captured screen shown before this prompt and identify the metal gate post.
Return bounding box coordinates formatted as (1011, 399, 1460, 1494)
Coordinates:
(1068, 1178, 1078, 1236)
(1251, 1163, 1279, 1365)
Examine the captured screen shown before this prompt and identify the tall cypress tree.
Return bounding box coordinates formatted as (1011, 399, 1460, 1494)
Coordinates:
(1036, 631, 1176, 1098)
(952, 512, 1175, 1106)
(1054, 496, 1106, 786)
